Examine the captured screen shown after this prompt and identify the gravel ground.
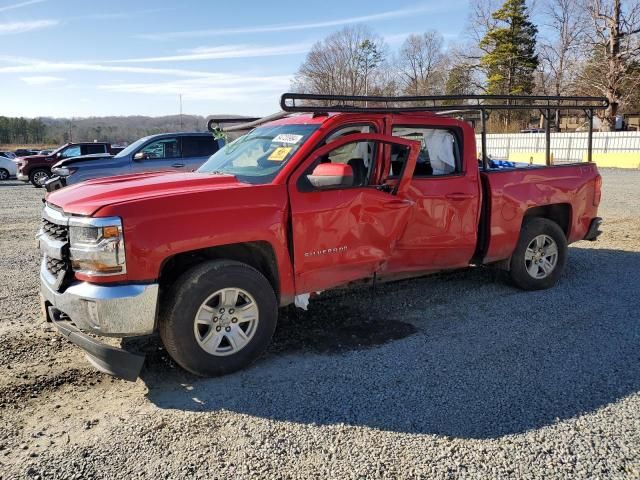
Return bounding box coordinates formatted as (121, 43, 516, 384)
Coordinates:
(0, 169, 639, 479)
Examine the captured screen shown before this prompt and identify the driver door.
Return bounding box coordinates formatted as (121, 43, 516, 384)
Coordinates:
(288, 133, 420, 294)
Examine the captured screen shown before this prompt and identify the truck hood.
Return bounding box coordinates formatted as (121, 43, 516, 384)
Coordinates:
(46, 171, 246, 216)
(54, 153, 113, 168)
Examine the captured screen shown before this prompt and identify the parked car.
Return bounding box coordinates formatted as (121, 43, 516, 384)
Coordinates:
(37, 149, 54, 155)
(1, 151, 16, 159)
(46, 133, 221, 189)
(16, 142, 112, 187)
(0, 155, 17, 180)
(38, 94, 603, 381)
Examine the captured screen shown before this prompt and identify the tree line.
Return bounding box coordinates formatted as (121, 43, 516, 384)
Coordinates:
(293, 0, 640, 131)
(0, 114, 209, 147)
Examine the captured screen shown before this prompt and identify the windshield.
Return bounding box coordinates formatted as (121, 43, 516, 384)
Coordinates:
(114, 136, 151, 158)
(50, 144, 68, 156)
(198, 124, 319, 183)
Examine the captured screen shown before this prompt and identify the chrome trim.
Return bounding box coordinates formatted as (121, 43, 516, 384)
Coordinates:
(41, 266, 158, 337)
(43, 204, 70, 225)
(68, 215, 124, 228)
(43, 204, 124, 228)
(36, 230, 66, 260)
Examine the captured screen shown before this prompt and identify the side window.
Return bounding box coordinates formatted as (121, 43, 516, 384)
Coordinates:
(83, 144, 107, 155)
(300, 140, 376, 191)
(182, 136, 218, 157)
(60, 145, 81, 159)
(320, 124, 377, 186)
(391, 127, 460, 177)
(140, 138, 181, 159)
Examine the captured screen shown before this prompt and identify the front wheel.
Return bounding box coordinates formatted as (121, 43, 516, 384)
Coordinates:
(159, 260, 278, 376)
(0, 168, 9, 181)
(509, 218, 567, 290)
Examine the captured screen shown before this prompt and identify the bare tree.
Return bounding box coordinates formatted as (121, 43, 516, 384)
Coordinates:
(397, 31, 447, 95)
(578, 0, 640, 129)
(539, 0, 588, 96)
(292, 26, 389, 97)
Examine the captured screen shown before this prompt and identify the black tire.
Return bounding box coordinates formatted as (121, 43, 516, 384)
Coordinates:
(0, 168, 9, 181)
(159, 260, 278, 377)
(509, 217, 567, 290)
(29, 168, 50, 188)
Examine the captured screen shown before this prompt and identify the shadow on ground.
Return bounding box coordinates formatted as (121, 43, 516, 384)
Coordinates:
(139, 247, 640, 439)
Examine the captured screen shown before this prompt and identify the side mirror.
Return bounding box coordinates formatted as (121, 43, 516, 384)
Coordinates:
(307, 163, 353, 189)
(133, 152, 147, 161)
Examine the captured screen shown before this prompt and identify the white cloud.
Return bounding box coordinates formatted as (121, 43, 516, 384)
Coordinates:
(0, 19, 58, 34)
(20, 75, 63, 85)
(66, 7, 176, 22)
(0, 55, 225, 77)
(0, 0, 46, 13)
(107, 43, 309, 63)
(98, 74, 293, 101)
(136, 4, 452, 40)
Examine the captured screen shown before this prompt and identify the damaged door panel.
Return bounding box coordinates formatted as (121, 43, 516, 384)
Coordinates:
(288, 133, 420, 293)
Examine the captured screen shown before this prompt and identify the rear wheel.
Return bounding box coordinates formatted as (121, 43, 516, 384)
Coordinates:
(29, 168, 50, 187)
(509, 217, 567, 290)
(159, 260, 278, 376)
(0, 168, 9, 181)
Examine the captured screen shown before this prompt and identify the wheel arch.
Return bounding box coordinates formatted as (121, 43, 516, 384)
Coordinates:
(522, 203, 572, 237)
(158, 241, 280, 301)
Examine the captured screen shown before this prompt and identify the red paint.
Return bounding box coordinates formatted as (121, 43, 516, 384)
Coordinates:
(46, 112, 601, 304)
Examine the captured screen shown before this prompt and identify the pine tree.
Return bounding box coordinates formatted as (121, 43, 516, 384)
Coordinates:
(480, 0, 539, 96)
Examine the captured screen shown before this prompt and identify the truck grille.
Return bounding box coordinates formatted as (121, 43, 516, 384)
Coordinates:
(46, 257, 67, 276)
(40, 206, 71, 289)
(42, 218, 69, 242)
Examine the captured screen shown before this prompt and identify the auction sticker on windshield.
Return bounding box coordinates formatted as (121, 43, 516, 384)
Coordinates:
(272, 134, 303, 144)
(268, 147, 293, 161)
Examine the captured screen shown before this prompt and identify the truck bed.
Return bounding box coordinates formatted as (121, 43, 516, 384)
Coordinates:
(480, 163, 601, 263)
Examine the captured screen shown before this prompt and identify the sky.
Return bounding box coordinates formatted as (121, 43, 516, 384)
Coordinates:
(0, 0, 472, 118)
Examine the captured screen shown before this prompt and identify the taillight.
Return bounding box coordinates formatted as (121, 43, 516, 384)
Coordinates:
(593, 174, 602, 206)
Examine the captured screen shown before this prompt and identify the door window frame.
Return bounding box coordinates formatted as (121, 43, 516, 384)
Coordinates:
(389, 124, 465, 179)
(295, 122, 380, 193)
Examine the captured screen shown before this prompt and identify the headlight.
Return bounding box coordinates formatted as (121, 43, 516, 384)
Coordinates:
(52, 166, 76, 176)
(69, 217, 126, 275)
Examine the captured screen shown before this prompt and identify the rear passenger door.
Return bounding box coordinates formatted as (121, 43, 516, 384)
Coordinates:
(384, 124, 481, 272)
(181, 136, 220, 170)
(131, 137, 183, 174)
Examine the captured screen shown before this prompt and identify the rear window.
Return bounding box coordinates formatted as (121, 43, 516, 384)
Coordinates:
(182, 136, 219, 157)
(84, 144, 107, 155)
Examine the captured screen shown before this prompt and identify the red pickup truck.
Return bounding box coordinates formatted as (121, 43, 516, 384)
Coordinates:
(38, 94, 604, 380)
(17, 142, 113, 187)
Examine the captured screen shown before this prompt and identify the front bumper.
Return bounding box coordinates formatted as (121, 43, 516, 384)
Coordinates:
(17, 172, 28, 182)
(40, 267, 159, 380)
(45, 175, 66, 192)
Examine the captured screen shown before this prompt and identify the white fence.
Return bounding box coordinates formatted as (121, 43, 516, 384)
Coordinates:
(475, 131, 640, 163)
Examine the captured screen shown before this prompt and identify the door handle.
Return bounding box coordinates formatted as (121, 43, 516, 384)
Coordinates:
(384, 199, 415, 208)
(445, 192, 473, 201)
(172, 163, 185, 168)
